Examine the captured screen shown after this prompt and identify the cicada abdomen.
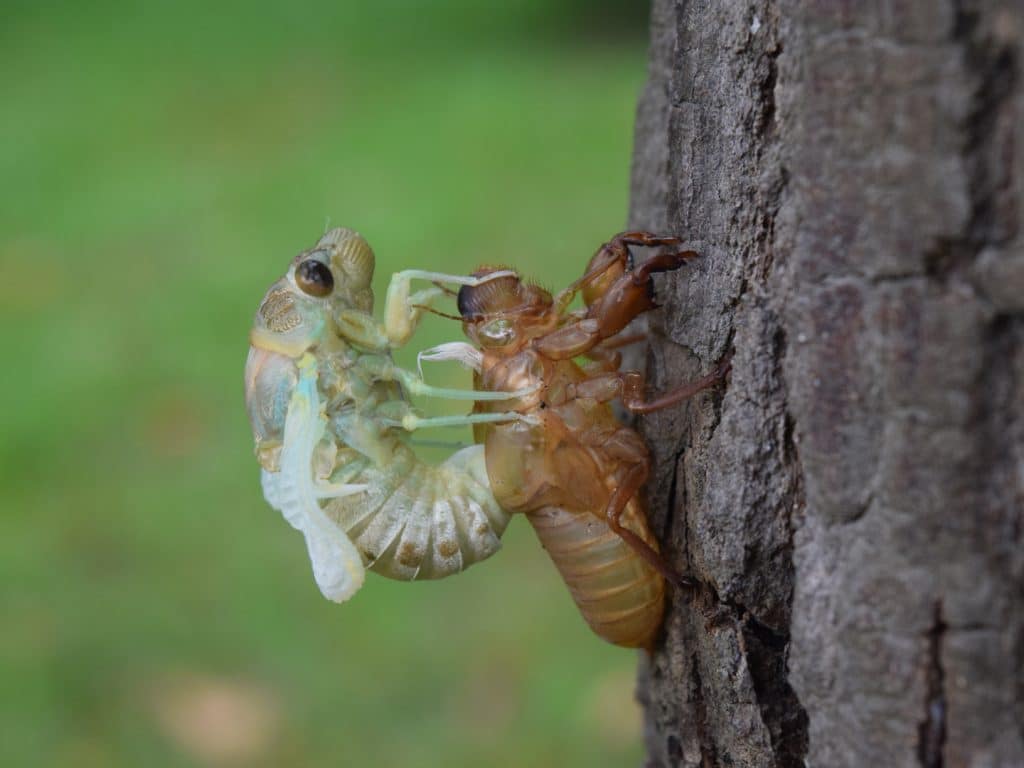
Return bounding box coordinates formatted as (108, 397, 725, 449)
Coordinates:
(324, 442, 509, 581)
(526, 499, 664, 649)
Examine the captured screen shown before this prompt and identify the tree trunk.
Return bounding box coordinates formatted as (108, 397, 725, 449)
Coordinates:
(628, 2, 1023, 766)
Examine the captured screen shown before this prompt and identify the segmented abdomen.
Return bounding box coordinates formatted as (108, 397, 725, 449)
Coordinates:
(526, 502, 664, 649)
(325, 444, 511, 581)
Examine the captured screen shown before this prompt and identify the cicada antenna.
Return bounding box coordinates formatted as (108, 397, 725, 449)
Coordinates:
(431, 281, 459, 297)
(412, 304, 463, 321)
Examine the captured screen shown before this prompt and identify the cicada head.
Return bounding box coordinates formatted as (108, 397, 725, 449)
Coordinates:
(457, 267, 552, 352)
(250, 228, 379, 353)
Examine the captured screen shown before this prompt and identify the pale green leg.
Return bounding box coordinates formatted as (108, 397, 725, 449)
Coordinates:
(375, 399, 528, 432)
(358, 355, 536, 402)
(383, 268, 516, 347)
(393, 269, 515, 285)
(401, 368, 536, 401)
(334, 309, 389, 351)
(381, 410, 527, 432)
(409, 438, 471, 450)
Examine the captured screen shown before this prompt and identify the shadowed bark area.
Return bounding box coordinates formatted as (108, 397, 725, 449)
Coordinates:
(628, 2, 1023, 766)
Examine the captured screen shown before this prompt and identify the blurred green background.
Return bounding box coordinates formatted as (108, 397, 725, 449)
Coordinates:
(1, 2, 649, 765)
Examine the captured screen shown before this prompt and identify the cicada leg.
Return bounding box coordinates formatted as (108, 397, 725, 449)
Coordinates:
(589, 427, 695, 591)
(570, 355, 731, 414)
(405, 374, 537, 402)
(383, 268, 516, 347)
(552, 231, 687, 314)
(376, 398, 528, 432)
(619, 355, 732, 414)
(392, 269, 517, 285)
(358, 354, 537, 402)
(382, 410, 528, 432)
(603, 463, 690, 589)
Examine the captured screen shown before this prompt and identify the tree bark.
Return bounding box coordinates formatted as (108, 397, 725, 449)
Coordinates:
(628, 2, 1024, 766)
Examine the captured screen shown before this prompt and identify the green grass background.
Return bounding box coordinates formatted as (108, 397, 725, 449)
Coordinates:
(1, 2, 650, 765)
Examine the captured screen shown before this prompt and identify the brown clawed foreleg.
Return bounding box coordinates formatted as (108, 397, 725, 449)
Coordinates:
(584, 247, 698, 341)
(586, 232, 684, 280)
(630, 248, 699, 284)
(610, 231, 685, 250)
(557, 231, 685, 313)
(591, 232, 691, 285)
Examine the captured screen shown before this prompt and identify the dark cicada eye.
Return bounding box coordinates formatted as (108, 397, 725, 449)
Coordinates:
(456, 284, 475, 318)
(457, 271, 521, 319)
(295, 260, 334, 297)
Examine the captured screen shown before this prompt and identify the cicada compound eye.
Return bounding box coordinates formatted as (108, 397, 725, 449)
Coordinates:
(295, 259, 334, 297)
(456, 272, 522, 319)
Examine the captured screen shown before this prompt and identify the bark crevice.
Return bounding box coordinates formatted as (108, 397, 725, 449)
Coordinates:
(949, 0, 1019, 287)
(917, 602, 948, 768)
(741, 614, 809, 768)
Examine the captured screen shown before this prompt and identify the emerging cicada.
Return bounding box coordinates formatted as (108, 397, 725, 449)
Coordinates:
(245, 228, 530, 602)
(423, 232, 729, 649)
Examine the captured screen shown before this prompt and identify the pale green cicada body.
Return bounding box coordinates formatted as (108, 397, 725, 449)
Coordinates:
(245, 228, 527, 602)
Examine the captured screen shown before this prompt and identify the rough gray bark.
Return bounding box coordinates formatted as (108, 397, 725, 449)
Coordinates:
(629, 2, 1024, 766)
